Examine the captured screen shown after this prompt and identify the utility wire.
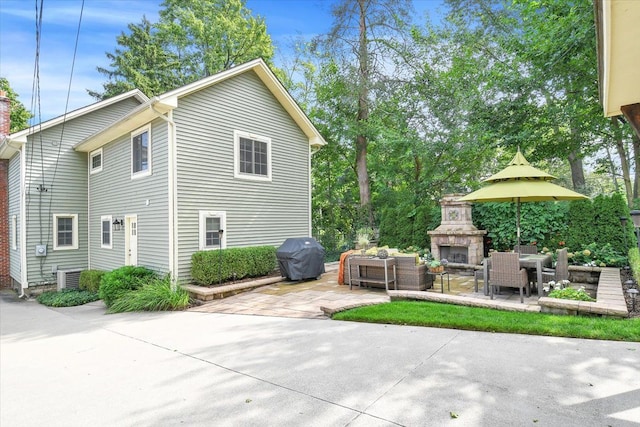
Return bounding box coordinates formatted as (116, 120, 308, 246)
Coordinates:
(45, 0, 85, 251)
(25, 0, 44, 244)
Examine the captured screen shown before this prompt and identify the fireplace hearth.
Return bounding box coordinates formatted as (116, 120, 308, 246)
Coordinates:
(428, 194, 486, 266)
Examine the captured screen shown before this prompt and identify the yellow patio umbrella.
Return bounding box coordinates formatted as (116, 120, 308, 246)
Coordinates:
(458, 149, 588, 246)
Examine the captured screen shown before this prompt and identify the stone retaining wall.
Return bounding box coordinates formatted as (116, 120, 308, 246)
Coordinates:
(538, 267, 628, 317)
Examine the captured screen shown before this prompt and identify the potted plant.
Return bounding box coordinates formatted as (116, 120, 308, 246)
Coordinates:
(355, 227, 373, 254)
(428, 259, 444, 273)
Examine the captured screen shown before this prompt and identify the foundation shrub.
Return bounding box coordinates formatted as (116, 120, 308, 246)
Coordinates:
(98, 266, 156, 307)
(79, 269, 106, 293)
(191, 246, 277, 286)
(37, 289, 100, 307)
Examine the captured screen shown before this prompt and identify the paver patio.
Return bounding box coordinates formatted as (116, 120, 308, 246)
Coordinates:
(188, 265, 548, 318)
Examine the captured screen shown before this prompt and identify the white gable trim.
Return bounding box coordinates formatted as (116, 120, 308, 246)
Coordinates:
(11, 90, 148, 140)
(75, 59, 325, 153)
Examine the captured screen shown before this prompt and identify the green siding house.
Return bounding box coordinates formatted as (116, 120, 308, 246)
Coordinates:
(1, 59, 325, 293)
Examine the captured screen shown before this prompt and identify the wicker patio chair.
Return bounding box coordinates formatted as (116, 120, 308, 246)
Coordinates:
(489, 252, 530, 303)
(514, 245, 538, 254)
(541, 248, 569, 284)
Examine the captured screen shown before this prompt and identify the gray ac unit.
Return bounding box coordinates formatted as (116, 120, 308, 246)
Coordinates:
(57, 268, 82, 291)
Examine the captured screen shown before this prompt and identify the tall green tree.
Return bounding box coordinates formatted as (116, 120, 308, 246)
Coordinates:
(0, 77, 32, 132)
(312, 0, 413, 229)
(90, 0, 274, 99)
(88, 17, 182, 99)
(441, 0, 614, 195)
(157, 0, 274, 77)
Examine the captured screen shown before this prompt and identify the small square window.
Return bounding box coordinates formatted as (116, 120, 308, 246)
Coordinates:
(90, 149, 103, 174)
(199, 211, 226, 250)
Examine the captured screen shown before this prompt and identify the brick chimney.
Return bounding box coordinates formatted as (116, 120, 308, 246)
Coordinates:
(0, 90, 11, 288)
(0, 90, 9, 136)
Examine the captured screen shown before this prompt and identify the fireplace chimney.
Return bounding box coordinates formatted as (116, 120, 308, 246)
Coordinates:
(427, 194, 486, 265)
(0, 90, 9, 137)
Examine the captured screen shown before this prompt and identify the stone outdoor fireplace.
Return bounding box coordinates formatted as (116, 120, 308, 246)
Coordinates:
(428, 194, 486, 265)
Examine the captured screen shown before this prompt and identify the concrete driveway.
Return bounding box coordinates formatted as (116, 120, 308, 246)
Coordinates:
(2, 289, 639, 427)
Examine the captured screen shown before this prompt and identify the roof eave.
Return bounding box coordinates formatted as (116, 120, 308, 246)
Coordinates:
(74, 97, 177, 153)
(10, 90, 149, 141)
(0, 135, 27, 159)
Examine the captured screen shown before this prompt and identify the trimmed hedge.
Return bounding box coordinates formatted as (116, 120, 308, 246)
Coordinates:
(98, 266, 156, 307)
(191, 246, 277, 286)
(79, 269, 106, 293)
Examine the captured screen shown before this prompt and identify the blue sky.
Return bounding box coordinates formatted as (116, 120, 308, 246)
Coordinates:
(0, 0, 445, 124)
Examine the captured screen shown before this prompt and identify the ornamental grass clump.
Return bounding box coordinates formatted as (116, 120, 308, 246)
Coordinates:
(107, 275, 190, 313)
(99, 266, 156, 307)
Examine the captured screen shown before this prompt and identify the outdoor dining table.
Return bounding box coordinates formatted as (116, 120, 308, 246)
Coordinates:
(483, 252, 553, 296)
(518, 253, 553, 295)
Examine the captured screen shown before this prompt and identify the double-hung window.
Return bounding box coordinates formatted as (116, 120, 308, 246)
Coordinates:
(234, 130, 271, 181)
(199, 211, 226, 250)
(132, 125, 151, 179)
(101, 216, 112, 249)
(53, 214, 78, 250)
(90, 148, 103, 174)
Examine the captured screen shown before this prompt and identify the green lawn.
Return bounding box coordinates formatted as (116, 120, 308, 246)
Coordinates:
(332, 300, 640, 342)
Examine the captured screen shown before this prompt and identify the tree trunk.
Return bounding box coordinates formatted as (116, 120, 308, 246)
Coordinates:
(356, 0, 373, 227)
(605, 146, 620, 193)
(611, 117, 633, 207)
(567, 151, 586, 192)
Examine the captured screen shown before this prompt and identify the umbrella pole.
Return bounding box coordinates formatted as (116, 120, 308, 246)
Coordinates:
(516, 198, 521, 247)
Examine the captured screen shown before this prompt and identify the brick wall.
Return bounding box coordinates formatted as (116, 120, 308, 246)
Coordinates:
(0, 91, 10, 288)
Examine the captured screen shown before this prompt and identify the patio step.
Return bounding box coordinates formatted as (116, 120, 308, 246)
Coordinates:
(183, 277, 284, 302)
(183, 262, 340, 303)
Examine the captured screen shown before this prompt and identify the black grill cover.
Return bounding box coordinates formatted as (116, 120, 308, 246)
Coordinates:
(276, 237, 326, 280)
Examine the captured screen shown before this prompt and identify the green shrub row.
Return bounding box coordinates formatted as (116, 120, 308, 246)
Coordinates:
(378, 201, 440, 249)
(473, 194, 634, 262)
(191, 246, 277, 286)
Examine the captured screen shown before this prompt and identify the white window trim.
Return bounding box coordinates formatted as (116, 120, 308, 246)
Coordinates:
(131, 124, 152, 180)
(11, 215, 17, 250)
(53, 214, 79, 250)
(198, 210, 227, 250)
(90, 148, 103, 174)
(101, 215, 112, 249)
(233, 130, 272, 182)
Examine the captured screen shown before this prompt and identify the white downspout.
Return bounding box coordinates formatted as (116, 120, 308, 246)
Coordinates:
(87, 151, 91, 270)
(152, 107, 178, 288)
(308, 144, 313, 237)
(19, 145, 27, 297)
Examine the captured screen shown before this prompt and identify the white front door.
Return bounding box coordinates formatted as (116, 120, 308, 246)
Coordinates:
(125, 215, 138, 266)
